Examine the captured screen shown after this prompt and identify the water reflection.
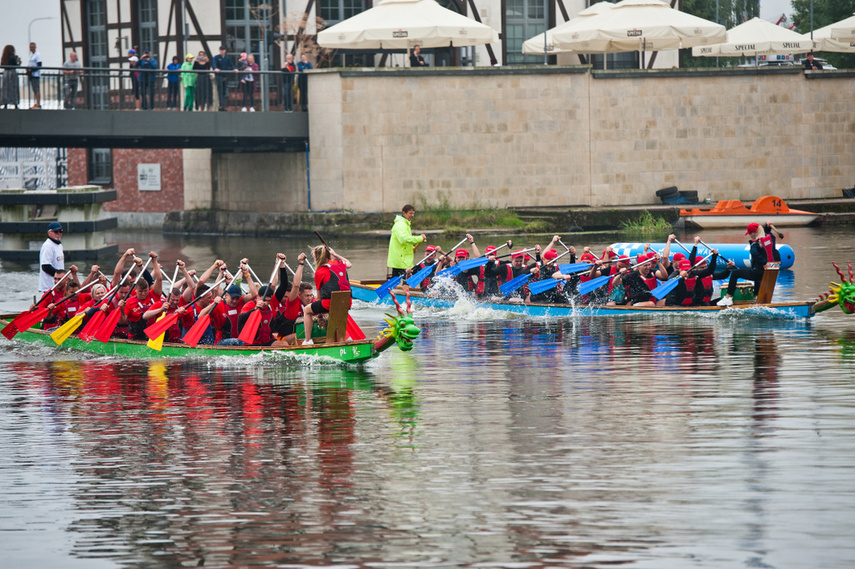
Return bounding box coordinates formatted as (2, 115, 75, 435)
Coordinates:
(2, 313, 855, 568)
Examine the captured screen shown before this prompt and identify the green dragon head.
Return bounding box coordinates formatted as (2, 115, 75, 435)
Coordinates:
(379, 291, 421, 351)
(814, 262, 855, 314)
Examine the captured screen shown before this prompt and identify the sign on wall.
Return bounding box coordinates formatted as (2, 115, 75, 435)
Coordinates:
(138, 164, 161, 191)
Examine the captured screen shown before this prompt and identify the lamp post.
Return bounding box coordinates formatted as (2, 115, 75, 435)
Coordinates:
(28, 17, 56, 45)
(810, 0, 814, 40)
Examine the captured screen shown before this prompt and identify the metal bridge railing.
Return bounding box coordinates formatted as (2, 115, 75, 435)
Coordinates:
(0, 65, 304, 112)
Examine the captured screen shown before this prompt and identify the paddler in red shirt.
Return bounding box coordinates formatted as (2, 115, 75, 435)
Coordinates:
(271, 253, 314, 346)
(301, 245, 352, 345)
(124, 252, 163, 340)
(231, 253, 290, 346)
(143, 260, 195, 343)
(214, 259, 259, 343)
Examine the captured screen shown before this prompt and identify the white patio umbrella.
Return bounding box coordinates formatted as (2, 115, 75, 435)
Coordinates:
(521, 2, 613, 56)
(804, 20, 855, 53)
(316, 0, 498, 51)
(829, 13, 855, 41)
(691, 17, 813, 57)
(552, 0, 726, 56)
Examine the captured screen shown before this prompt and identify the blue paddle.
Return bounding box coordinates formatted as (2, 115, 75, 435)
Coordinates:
(375, 275, 402, 298)
(578, 256, 659, 296)
(528, 278, 560, 295)
(649, 253, 714, 300)
(500, 273, 532, 296)
(557, 262, 595, 274)
(377, 236, 469, 297)
(526, 250, 576, 296)
(577, 274, 613, 296)
(406, 263, 437, 288)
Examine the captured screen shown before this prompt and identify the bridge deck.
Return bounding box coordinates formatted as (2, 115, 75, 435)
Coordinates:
(0, 110, 308, 152)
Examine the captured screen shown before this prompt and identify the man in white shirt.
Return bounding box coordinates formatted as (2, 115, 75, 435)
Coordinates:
(27, 42, 43, 109)
(39, 222, 65, 294)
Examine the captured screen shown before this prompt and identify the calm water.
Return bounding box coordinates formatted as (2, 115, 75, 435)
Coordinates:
(1, 227, 854, 568)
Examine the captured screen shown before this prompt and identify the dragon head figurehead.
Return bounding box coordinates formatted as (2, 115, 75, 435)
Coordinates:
(814, 262, 855, 314)
(377, 290, 421, 352)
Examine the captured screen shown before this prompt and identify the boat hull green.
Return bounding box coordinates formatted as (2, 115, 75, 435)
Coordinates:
(2, 319, 382, 364)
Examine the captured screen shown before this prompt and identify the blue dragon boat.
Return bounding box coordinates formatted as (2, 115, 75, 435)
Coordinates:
(350, 282, 815, 319)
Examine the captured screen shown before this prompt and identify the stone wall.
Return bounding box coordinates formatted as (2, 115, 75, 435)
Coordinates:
(211, 152, 308, 212)
(308, 67, 855, 211)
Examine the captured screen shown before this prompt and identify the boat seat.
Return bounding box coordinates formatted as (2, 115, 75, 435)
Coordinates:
(325, 290, 351, 344)
(755, 262, 780, 304)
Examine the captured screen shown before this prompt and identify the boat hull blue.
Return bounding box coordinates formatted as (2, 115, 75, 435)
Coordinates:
(351, 283, 814, 319)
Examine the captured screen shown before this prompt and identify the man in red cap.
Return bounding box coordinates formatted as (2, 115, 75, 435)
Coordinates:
(478, 240, 515, 297)
(611, 252, 665, 307)
(717, 223, 769, 306)
(412, 245, 441, 291)
(663, 249, 719, 306)
(439, 234, 479, 292)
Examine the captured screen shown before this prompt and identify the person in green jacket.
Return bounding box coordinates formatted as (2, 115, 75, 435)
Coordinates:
(387, 204, 427, 278)
(180, 53, 197, 111)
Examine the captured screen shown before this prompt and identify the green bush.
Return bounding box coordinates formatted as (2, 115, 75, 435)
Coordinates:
(416, 194, 527, 230)
(619, 211, 672, 234)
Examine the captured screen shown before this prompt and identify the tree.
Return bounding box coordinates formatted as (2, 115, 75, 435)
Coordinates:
(680, 0, 761, 68)
(792, 0, 855, 68)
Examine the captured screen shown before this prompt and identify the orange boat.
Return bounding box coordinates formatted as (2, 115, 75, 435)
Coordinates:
(679, 195, 822, 229)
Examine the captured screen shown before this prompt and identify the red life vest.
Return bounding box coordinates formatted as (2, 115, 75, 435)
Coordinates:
(700, 275, 713, 304)
(317, 260, 351, 299)
(239, 302, 274, 345)
(476, 264, 512, 295)
(642, 274, 658, 290)
(681, 276, 697, 306)
(759, 235, 775, 263)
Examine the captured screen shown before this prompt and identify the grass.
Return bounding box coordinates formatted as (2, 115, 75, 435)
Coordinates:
(619, 210, 672, 235)
(415, 195, 528, 233)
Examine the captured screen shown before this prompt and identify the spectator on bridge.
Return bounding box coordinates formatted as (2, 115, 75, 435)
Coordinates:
(128, 48, 141, 110)
(281, 53, 295, 112)
(180, 53, 197, 112)
(1, 45, 21, 109)
(237, 52, 255, 112)
(62, 51, 83, 109)
(137, 49, 158, 110)
(26, 42, 43, 108)
(194, 51, 213, 112)
(166, 56, 181, 110)
(297, 53, 313, 112)
(213, 45, 234, 111)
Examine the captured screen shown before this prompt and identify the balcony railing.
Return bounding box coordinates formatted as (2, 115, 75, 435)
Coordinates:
(0, 65, 303, 112)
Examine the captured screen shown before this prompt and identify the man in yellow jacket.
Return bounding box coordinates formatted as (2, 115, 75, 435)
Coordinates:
(387, 204, 426, 278)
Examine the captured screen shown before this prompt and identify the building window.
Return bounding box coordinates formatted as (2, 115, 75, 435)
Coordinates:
(88, 149, 113, 185)
(87, 0, 109, 109)
(139, 0, 158, 57)
(224, 0, 265, 58)
(505, 0, 547, 64)
(319, 0, 365, 24)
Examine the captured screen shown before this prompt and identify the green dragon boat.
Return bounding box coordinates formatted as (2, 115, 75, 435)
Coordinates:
(1, 292, 421, 364)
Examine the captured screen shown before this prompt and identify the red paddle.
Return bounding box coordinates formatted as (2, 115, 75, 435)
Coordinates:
(144, 275, 228, 341)
(78, 310, 106, 343)
(93, 257, 153, 343)
(2, 272, 72, 339)
(8, 277, 98, 338)
(181, 313, 211, 347)
(78, 263, 142, 343)
(235, 258, 280, 345)
(237, 310, 263, 344)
